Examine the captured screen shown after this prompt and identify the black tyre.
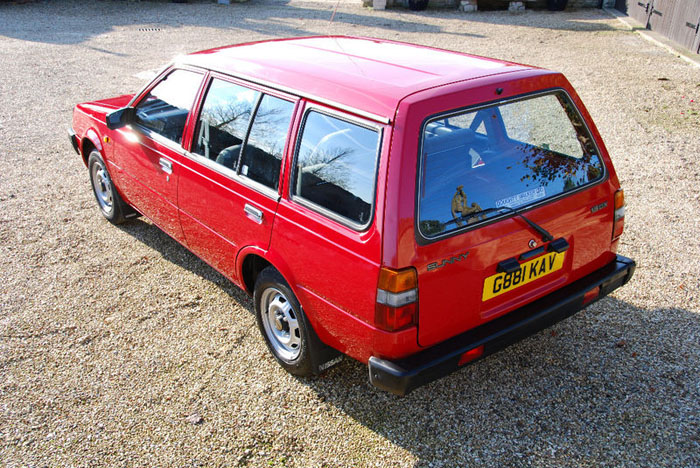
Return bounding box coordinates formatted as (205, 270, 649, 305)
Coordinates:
(547, 0, 568, 11)
(254, 267, 320, 376)
(87, 150, 132, 224)
(408, 0, 429, 11)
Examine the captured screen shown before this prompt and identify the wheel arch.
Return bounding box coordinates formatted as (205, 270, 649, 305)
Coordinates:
(239, 249, 274, 295)
(240, 246, 343, 374)
(80, 128, 104, 167)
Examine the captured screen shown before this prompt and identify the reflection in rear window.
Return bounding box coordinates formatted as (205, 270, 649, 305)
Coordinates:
(418, 92, 604, 238)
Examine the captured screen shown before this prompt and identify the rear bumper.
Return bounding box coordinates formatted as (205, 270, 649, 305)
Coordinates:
(68, 128, 80, 155)
(368, 254, 636, 396)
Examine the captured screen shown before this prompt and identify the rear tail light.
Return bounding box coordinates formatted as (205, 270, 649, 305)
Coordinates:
(613, 189, 625, 240)
(375, 267, 418, 331)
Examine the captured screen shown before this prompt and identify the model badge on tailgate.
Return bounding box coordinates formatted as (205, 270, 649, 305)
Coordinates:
(427, 252, 470, 271)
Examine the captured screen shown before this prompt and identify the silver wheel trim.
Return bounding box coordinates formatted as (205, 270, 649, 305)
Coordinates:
(260, 287, 301, 361)
(91, 160, 114, 215)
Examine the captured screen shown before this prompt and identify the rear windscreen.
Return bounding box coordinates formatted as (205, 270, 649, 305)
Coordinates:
(418, 91, 604, 238)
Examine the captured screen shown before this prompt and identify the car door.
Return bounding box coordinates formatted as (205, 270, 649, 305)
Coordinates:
(270, 104, 385, 348)
(177, 75, 298, 282)
(113, 68, 204, 243)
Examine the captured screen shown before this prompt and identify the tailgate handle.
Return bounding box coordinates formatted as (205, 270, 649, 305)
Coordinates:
(548, 238, 570, 253)
(244, 204, 263, 224)
(497, 258, 521, 274)
(519, 246, 545, 261)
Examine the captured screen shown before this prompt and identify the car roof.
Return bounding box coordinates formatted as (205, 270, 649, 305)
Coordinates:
(181, 36, 537, 122)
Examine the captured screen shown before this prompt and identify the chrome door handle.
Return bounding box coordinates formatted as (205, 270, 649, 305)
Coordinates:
(244, 203, 263, 224)
(159, 157, 173, 175)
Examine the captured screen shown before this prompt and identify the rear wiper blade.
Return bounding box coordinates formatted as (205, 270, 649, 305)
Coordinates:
(460, 206, 554, 242)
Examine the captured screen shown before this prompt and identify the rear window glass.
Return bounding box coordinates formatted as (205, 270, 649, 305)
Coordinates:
(418, 91, 604, 238)
(293, 111, 380, 227)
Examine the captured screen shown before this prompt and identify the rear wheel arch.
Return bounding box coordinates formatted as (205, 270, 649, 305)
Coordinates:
(240, 253, 273, 295)
(252, 264, 342, 376)
(239, 249, 342, 361)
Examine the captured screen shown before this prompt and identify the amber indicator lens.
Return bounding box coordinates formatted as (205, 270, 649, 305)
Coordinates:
(614, 189, 625, 210)
(377, 267, 417, 293)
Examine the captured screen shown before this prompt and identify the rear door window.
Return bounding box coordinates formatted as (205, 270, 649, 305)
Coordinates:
(134, 69, 202, 145)
(239, 95, 295, 191)
(419, 91, 604, 238)
(293, 110, 380, 228)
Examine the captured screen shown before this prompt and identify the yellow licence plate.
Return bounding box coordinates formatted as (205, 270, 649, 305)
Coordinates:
(482, 251, 566, 301)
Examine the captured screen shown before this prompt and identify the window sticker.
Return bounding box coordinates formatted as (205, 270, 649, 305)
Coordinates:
(469, 148, 484, 168)
(495, 186, 546, 209)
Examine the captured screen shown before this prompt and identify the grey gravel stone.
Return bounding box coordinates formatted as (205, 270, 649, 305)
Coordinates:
(186, 413, 204, 425)
(1, 1, 698, 467)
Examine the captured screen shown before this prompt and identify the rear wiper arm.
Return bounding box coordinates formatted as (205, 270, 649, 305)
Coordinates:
(470, 206, 554, 242)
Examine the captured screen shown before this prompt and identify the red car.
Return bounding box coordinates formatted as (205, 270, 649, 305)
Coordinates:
(70, 36, 635, 395)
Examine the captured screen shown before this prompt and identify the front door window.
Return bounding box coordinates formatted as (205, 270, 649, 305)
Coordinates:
(134, 69, 202, 145)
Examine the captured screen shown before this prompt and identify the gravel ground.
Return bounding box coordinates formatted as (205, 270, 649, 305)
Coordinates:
(1, 1, 699, 467)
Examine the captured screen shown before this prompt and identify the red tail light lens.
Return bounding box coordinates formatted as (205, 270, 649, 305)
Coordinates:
(375, 303, 417, 332)
(375, 267, 418, 332)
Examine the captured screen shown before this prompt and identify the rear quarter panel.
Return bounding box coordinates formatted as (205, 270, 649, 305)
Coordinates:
(268, 101, 395, 361)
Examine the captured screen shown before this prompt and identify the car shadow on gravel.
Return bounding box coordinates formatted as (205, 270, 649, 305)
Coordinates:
(300, 297, 700, 466)
(116, 218, 253, 306)
(0, 0, 483, 45)
(0, 0, 622, 47)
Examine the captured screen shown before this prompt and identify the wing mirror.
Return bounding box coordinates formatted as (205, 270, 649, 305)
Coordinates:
(105, 107, 135, 130)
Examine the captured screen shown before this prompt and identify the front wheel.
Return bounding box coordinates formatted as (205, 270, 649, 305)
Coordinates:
(88, 150, 132, 224)
(254, 267, 318, 376)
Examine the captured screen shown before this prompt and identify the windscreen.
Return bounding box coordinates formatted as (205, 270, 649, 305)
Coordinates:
(418, 91, 604, 238)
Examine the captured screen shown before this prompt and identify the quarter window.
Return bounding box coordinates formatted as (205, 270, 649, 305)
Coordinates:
(193, 79, 259, 168)
(134, 69, 202, 144)
(293, 111, 380, 226)
(239, 95, 295, 190)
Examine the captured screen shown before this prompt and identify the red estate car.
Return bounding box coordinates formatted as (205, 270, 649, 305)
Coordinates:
(70, 36, 635, 395)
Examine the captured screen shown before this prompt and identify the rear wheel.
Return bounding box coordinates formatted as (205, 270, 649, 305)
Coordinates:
(254, 267, 316, 376)
(88, 150, 131, 224)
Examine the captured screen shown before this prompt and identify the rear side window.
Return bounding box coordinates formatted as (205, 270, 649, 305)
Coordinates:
(134, 69, 202, 145)
(419, 91, 604, 238)
(293, 111, 380, 227)
(239, 95, 295, 191)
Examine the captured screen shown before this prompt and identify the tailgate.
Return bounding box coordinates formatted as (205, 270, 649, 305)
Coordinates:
(413, 90, 617, 347)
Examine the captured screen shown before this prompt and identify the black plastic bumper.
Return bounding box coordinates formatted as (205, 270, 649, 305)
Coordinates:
(368, 255, 636, 396)
(68, 128, 80, 155)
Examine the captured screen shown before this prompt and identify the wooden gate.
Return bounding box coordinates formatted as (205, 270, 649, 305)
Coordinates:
(627, 0, 654, 25)
(619, 0, 700, 53)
